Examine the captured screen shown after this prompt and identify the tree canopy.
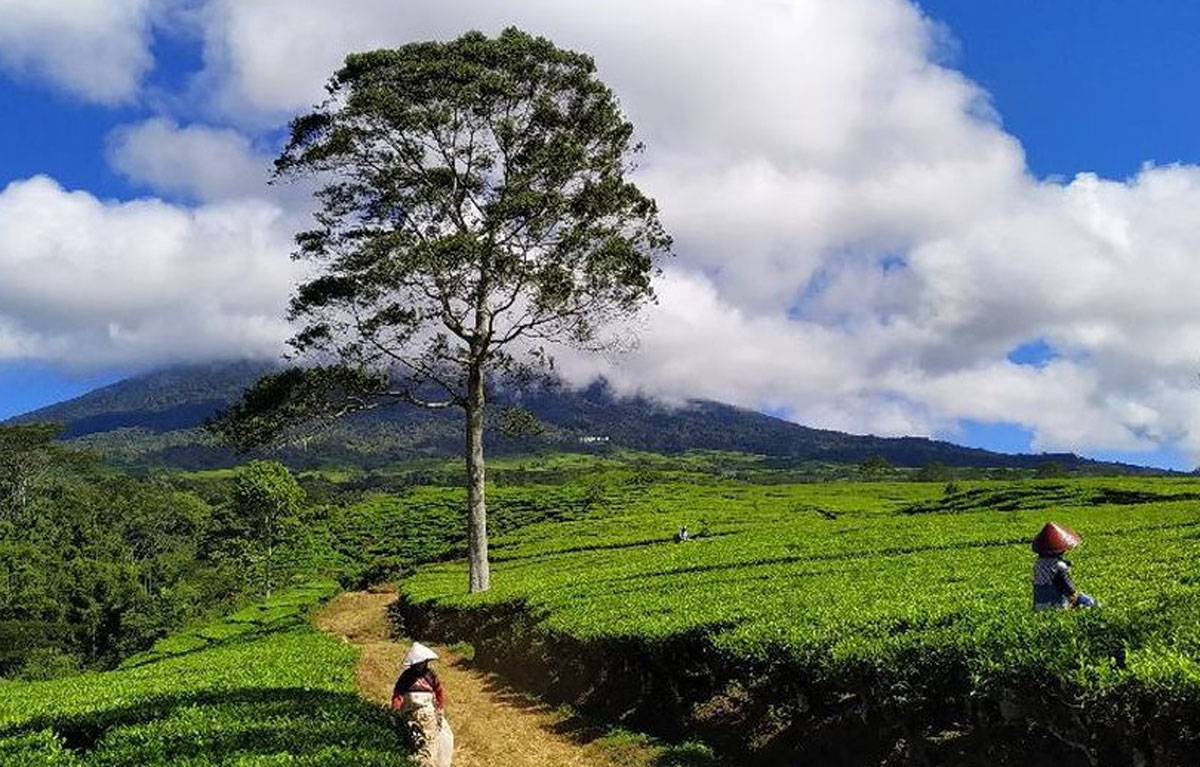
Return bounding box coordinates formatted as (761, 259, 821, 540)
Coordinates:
(277, 27, 670, 385)
(215, 27, 670, 592)
(0, 423, 94, 519)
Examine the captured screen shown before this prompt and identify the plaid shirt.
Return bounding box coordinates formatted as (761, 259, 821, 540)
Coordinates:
(1032, 555, 1077, 610)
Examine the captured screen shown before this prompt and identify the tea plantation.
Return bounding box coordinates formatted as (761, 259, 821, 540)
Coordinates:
(0, 582, 411, 767)
(400, 475, 1200, 763)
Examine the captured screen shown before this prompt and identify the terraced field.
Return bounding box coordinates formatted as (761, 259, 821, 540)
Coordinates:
(0, 583, 411, 767)
(400, 477, 1200, 764)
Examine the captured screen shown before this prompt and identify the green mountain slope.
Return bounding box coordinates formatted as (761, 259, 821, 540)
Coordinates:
(7, 361, 1156, 473)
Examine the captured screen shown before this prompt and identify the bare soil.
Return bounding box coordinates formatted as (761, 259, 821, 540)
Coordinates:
(315, 589, 661, 767)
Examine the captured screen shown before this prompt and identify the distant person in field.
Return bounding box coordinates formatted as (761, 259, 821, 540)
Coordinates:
(1032, 522, 1097, 611)
(392, 642, 454, 767)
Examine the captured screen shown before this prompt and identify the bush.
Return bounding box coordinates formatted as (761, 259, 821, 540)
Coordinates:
(17, 649, 79, 681)
(401, 475, 1200, 763)
(0, 585, 412, 767)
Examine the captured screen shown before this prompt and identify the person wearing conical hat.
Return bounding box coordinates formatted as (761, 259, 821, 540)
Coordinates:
(1031, 522, 1096, 611)
(392, 642, 453, 766)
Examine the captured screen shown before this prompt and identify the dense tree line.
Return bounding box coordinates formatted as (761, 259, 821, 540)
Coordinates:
(0, 416, 1114, 682)
(0, 424, 640, 680)
(0, 426, 316, 679)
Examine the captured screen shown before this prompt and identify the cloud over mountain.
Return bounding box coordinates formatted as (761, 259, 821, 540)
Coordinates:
(0, 176, 296, 367)
(3, 0, 1200, 461)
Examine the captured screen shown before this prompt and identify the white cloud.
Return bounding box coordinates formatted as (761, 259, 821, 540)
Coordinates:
(575, 162, 1200, 460)
(8, 0, 1200, 463)
(0, 176, 297, 367)
(190, 0, 1024, 312)
(171, 0, 1200, 462)
(107, 117, 272, 202)
(0, 0, 156, 103)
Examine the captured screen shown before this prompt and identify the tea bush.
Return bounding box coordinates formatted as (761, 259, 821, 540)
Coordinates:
(0, 582, 411, 766)
(402, 477, 1200, 759)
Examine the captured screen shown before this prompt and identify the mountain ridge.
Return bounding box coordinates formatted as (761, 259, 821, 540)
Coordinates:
(5, 361, 1166, 474)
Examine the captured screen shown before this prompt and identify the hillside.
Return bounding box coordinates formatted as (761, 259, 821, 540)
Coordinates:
(398, 475, 1200, 765)
(8, 361, 1157, 473)
(0, 582, 413, 767)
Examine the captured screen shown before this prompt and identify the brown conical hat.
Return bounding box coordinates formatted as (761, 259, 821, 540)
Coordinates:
(1032, 521, 1081, 555)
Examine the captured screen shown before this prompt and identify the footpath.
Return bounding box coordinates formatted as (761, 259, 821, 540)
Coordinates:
(316, 589, 659, 767)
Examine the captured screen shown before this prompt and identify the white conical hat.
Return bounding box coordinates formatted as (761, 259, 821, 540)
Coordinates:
(403, 642, 439, 668)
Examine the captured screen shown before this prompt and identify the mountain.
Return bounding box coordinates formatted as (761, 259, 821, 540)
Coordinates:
(6, 361, 1162, 473)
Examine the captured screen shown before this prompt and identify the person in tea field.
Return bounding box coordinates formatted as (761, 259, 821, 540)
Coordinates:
(1031, 522, 1097, 611)
(392, 642, 454, 767)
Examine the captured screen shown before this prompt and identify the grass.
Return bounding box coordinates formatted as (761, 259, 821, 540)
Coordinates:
(121, 581, 339, 668)
(401, 475, 1200, 755)
(0, 583, 411, 767)
(590, 728, 716, 767)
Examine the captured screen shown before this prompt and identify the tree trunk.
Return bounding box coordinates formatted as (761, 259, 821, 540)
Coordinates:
(266, 539, 274, 599)
(465, 360, 491, 592)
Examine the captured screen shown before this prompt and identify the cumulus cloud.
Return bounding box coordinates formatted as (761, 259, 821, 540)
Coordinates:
(107, 117, 273, 202)
(0, 176, 297, 367)
(190, 0, 1025, 310)
(566, 163, 1200, 458)
(886, 167, 1200, 454)
(159, 0, 1200, 460)
(7, 0, 1200, 462)
(0, 0, 156, 103)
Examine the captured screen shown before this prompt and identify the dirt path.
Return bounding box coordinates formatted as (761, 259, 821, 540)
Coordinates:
(316, 589, 659, 767)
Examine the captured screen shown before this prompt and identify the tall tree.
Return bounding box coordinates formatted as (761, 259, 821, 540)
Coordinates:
(0, 423, 93, 520)
(229, 460, 306, 598)
(214, 28, 670, 592)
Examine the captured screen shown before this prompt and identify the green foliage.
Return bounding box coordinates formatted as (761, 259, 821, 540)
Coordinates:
(14, 649, 80, 682)
(233, 460, 305, 521)
(327, 491, 463, 587)
(206, 365, 389, 452)
(326, 481, 623, 587)
(0, 583, 411, 767)
(0, 423, 94, 518)
(900, 480, 1200, 515)
(203, 461, 331, 602)
(0, 470, 221, 675)
(498, 407, 545, 438)
(914, 461, 952, 482)
(122, 581, 336, 668)
(0, 444, 336, 678)
(277, 27, 670, 376)
(1036, 459, 1068, 478)
(401, 475, 1200, 751)
(858, 453, 893, 476)
(590, 729, 716, 767)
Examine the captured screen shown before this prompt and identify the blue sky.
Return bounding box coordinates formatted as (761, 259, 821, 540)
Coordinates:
(1, 1, 1200, 469)
(0, 29, 205, 419)
(913, 0, 1200, 467)
(919, 0, 1200, 180)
